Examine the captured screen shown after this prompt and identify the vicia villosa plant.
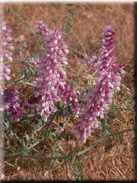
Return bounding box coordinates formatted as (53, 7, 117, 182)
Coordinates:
(73, 26, 125, 143)
(2, 22, 126, 141)
(1, 5, 134, 181)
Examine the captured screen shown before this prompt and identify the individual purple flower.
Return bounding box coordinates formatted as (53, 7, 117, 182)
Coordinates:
(73, 25, 125, 143)
(33, 22, 79, 121)
(55, 126, 64, 134)
(23, 103, 31, 110)
(29, 57, 40, 67)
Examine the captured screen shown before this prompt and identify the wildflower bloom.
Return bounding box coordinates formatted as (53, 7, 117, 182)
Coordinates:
(4, 89, 20, 110)
(33, 21, 79, 121)
(4, 89, 31, 122)
(35, 20, 52, 38)
(0, 21, 13, 62)
(4, 89, 24, 122)
(0, 22, 13, 111)
(0, 58, 4, 112)
(0, 22, 13, 84)
(0, 21, 13, 84)
(8, 108, 24, 122)
(73, 26, 125, 143)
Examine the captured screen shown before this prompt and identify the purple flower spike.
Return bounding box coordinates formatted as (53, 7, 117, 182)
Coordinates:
(0, 21, 14, 62)
(0, 22, 13, 111)
(0, 22, 13, 84)
(33, 21, 79, 121)
(73, 26, 125, 144)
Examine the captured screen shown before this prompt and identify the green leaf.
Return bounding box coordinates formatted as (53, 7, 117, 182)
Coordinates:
(7, 7, 34, 34)
(65, 20, 72, 28)
(43, 130, 50, 139)
(34, 136, 38, 143)
(67, 4, 74, 6)
(32, 148, 39, 153)
(78, 173, 84, 180)
(25, 134, 29, 141)
(62, 32, 69, 37)
(67, 9, 74, 15)
(99, 117, 105, 124)
(28, 65, 35, 74)
(54, 134, 62, 141)
(66, 15, 73, 22)
(59, 122, 64, 127)
(67, 106, 73, 115)
(63, 27, 70, 35)
(62, 4, 75, 38)
(56, 102, 62, 110)
(26, 63, 30, 70)
(51, 128, 56, 132)
(20, 140, 26, 148)
(104, 125, 111, 134)
(20, 69, 26, 77)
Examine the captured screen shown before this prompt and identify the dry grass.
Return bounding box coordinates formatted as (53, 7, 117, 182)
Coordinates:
(2, 2, 135, 181)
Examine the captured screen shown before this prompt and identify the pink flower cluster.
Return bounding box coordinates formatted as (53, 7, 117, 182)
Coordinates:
(0, 22, 13, 111)
(33, 21, 79, 121)
(4, 89, 19, 110)
(35, 20, 52, 38)
(73, 26, 125, 143)
(0, 22, 13, 62)
(4, 89, 24, 122)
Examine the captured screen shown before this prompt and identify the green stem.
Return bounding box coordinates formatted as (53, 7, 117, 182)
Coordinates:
(3, 114, 40, 119)
(3, 113, 74, 119)
(75, 128, 134, 156)
(13, 33, 34, 52)
(4, 151, 24, 157)
(33, 33, 46, 42)
(101, 114, 106, 134)
(20, 81, 35, 87)
(5, 58, 29, 66)
(5, 50, 44, 66)
(23, 154, 68, 160)
(0, 74, 37, 84)
(112, 107, 134, 111)
(8, 7, 35, 35)
(4, 127, 134, 160)
(62, 4, 68, 32)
